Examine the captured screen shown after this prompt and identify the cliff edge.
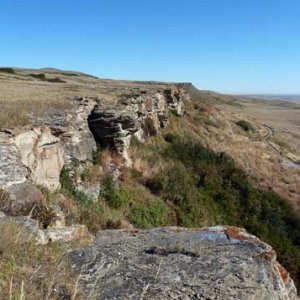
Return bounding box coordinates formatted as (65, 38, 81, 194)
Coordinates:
(69, 226, 298, 299)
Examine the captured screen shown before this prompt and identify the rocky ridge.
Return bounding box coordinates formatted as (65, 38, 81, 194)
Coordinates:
(88, 87, 187, 164)
(0, 80, 299, 299)
(0, 86, 187, 190)
(0, 85, 188, 241)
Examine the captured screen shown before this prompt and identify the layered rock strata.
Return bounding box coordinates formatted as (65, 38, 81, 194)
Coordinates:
(88, 87, 188, 163)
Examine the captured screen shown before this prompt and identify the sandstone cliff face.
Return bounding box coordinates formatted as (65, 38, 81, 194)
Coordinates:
(0, 96, 98, 191)
(69, 226, 298, 300)
(0, 87, 187, 190)
(0, 127, 64, 190)
(88, 87, 188, 164)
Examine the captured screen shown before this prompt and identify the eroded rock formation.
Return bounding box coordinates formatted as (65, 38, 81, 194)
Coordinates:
(0, 96, 98, 191)
(0, 86, 187, 191)
(88, 87, 188, 163)
(0, 212, 94, 245)
(0, 127, 64, 190)
(69, 226, 298, 299)
(0, 144, 27, 187)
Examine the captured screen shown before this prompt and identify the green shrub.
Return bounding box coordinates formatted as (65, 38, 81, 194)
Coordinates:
(129, 198, 170, 228)
(164, 133, 177, 144)
(92, 148, 102, 165)
(28, 73, 66, 83)
(170, 109, 180, 117)
(78, 200, 109, 233)
(236, 120, 255, 132)
(153, 133, 300, 290)
(59, 167, 122, 232)
(0, 67, 15, 74)
(29, 73, 46, 80)
(47, 76, 66, 83)
(60, 167, 74, 194)
(100, 175, 128, 209)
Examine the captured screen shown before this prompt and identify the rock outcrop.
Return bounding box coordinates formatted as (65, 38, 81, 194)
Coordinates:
(0, 127, 64, 190)
(13, 127, 65, 190)
(0, 144, 27, 187)
(3, 182, 44, 216)
(0, 213, 94, 245)
(44, 96, 98, 163)
(88, 87, 188, 163)
(0, 87, 187, 191)
(69, 226, 298, 300)
(0, 96, 98, 192)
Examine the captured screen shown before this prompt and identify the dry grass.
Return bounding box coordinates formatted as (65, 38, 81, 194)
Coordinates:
(216, 97, 300, 156)
(176, 95, 300, 210)
(0, 220, 78, 299)
(0, 70, 117, 128)
(82, 161, 103, 185)
(0, 67, 169, 129)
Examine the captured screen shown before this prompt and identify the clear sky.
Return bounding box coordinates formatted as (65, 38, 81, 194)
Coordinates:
(1, 0, 300, 94)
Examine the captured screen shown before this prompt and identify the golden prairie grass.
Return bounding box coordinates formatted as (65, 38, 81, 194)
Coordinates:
(0, 220, 78, 299)
(0, 74, 116, 128)
(178, 99, 300, 210)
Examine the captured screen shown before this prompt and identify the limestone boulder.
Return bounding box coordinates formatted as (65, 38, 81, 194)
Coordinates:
(0, 213, 93, 246)
(68, 226, 298, 299)
(3, 181, 44, 216)
(12, 127, 64, 190)
(45, 224, 94, 245)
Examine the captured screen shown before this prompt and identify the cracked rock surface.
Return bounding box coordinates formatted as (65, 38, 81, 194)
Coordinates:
(69, 226, 298, 300)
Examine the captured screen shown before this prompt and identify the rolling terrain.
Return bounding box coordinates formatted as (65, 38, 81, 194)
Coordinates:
(0, 67, 300, 298)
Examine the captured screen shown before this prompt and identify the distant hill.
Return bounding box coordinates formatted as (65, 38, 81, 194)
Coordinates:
(244, 94, 300, 103)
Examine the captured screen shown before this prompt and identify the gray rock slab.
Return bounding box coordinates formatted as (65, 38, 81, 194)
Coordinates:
(68, 226, 298, 299)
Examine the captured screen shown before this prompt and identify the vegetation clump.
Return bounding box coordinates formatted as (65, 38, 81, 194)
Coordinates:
(0, 222, 77, 298)
(28, 73, 66, 83)
(100, 175, 129, 209)
(236, 120, 255, 132)
(28, 73, 46, 80)
(129, 197, 170, 228)
(130, 132, 300, 290)
(0, 67, 15, 74)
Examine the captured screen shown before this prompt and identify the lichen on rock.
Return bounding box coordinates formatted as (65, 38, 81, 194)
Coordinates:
(68, 226, 298, 299)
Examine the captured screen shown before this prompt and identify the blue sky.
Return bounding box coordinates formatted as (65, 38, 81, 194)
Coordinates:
(1, 0, 300, 94)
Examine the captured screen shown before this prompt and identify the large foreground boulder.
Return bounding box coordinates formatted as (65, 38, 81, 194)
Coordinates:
(69, 226, 298, 300)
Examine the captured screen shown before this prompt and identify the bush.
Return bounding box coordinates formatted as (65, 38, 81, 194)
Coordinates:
(151, 134, 300, 290)
(60, 167, 128, 231)
(0, 67, 15, 74)
(129, 198, 170, 228)
(60, 167, 74, 194)
(28, 73, 66, 83)
(29, 73, 46, 80)
(100, 176, 128, 209)
(236, 120, 255, 132)
(47, 76, 66, 83)
(170, 109, 180, 117)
